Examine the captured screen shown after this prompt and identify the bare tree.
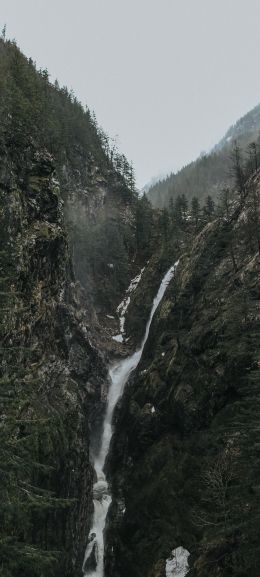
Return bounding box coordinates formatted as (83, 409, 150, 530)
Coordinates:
(192, 438, 240, 530)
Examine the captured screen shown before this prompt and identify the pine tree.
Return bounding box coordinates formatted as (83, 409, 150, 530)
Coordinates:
(247, 141, 258, 175)
(173, 194, 188, 225)
(230, 141, 246, 202)
(169, 197, 175, 222)
(181, 193, 188, 215)
(136, 194, 153, 258)
(191, 196, 200, 230)
(204, 195, 215, 219)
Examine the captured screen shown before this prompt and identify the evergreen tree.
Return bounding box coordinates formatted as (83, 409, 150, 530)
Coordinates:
(168, 197, 175, 222)
(136, 194, 153, 259)
(246, 141, 258, 175)
(204, 195, 215, 219)
(181, 193, 188, 215)
(160, 208, 170, 243)
(173, 194, 188, 225)
(191, 196, 200, 230)
(230, 141, 246, 202)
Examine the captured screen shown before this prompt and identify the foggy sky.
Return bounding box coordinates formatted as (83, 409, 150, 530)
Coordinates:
(2, 0, 260, 188)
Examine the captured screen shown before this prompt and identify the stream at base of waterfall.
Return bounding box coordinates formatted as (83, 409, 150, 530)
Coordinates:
(83, 263, 181, 577)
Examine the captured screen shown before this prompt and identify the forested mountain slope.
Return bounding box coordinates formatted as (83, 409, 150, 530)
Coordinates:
(106, 170, 260, 577)
(0, 37, 140, 576)
(0, 37, 145, 319)
(147, 103, 260, 208)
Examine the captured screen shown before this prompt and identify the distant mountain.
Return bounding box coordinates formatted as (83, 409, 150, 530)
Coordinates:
(147, 102, 260, 208)
(141, 172, 168, 195)
(215, 102, 260, 150)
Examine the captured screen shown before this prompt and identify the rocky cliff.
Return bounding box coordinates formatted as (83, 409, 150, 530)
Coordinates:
(105, 173, 260, 577)
(0, 37, 149, 577)
(0, 37, 140, 324)
(0, 149, 108, 577)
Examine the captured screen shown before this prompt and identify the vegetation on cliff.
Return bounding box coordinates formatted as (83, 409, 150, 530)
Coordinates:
(0, 146, 110, 576)
(147, 103, 260, 209)
(0, 35, 142, 316)
(106, 163, 260, 577)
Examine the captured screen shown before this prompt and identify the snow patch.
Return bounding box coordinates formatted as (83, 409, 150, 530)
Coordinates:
(116, 266, 146, 336)
(112, 334, 124, 343)
(166, 547, 190, 577)
(59, 287, 65, 303)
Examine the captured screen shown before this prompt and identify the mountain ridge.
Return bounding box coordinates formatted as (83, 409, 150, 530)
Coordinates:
(147, 101, 260, 208)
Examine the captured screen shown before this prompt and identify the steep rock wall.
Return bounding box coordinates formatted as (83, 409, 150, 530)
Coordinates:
(0, 150, 107, 577)
(105, 176, 260, 577)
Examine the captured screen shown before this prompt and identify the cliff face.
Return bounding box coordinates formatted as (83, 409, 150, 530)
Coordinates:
(0, 150, 107, 577)
(105, 175, 260, 577)
(63, 162, 137, 319)
(0, 37, 138, 325)
(0, 37, 143, 577)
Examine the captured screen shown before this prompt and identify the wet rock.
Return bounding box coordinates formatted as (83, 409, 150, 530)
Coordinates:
(83, 533, 98, 573)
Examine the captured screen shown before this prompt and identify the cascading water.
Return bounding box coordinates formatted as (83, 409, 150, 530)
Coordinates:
(83, 262, 179, 577)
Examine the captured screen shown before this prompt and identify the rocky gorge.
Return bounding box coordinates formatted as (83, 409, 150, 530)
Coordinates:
(1, 35, 260, 577)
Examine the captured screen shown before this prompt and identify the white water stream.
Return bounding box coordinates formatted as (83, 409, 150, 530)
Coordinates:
(83, 262, 179, 577)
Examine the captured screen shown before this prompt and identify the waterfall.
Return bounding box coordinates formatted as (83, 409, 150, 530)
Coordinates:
(83, 262, 179, 577)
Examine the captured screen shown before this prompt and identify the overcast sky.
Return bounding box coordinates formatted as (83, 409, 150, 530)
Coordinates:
(2, 0, 260, 187)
